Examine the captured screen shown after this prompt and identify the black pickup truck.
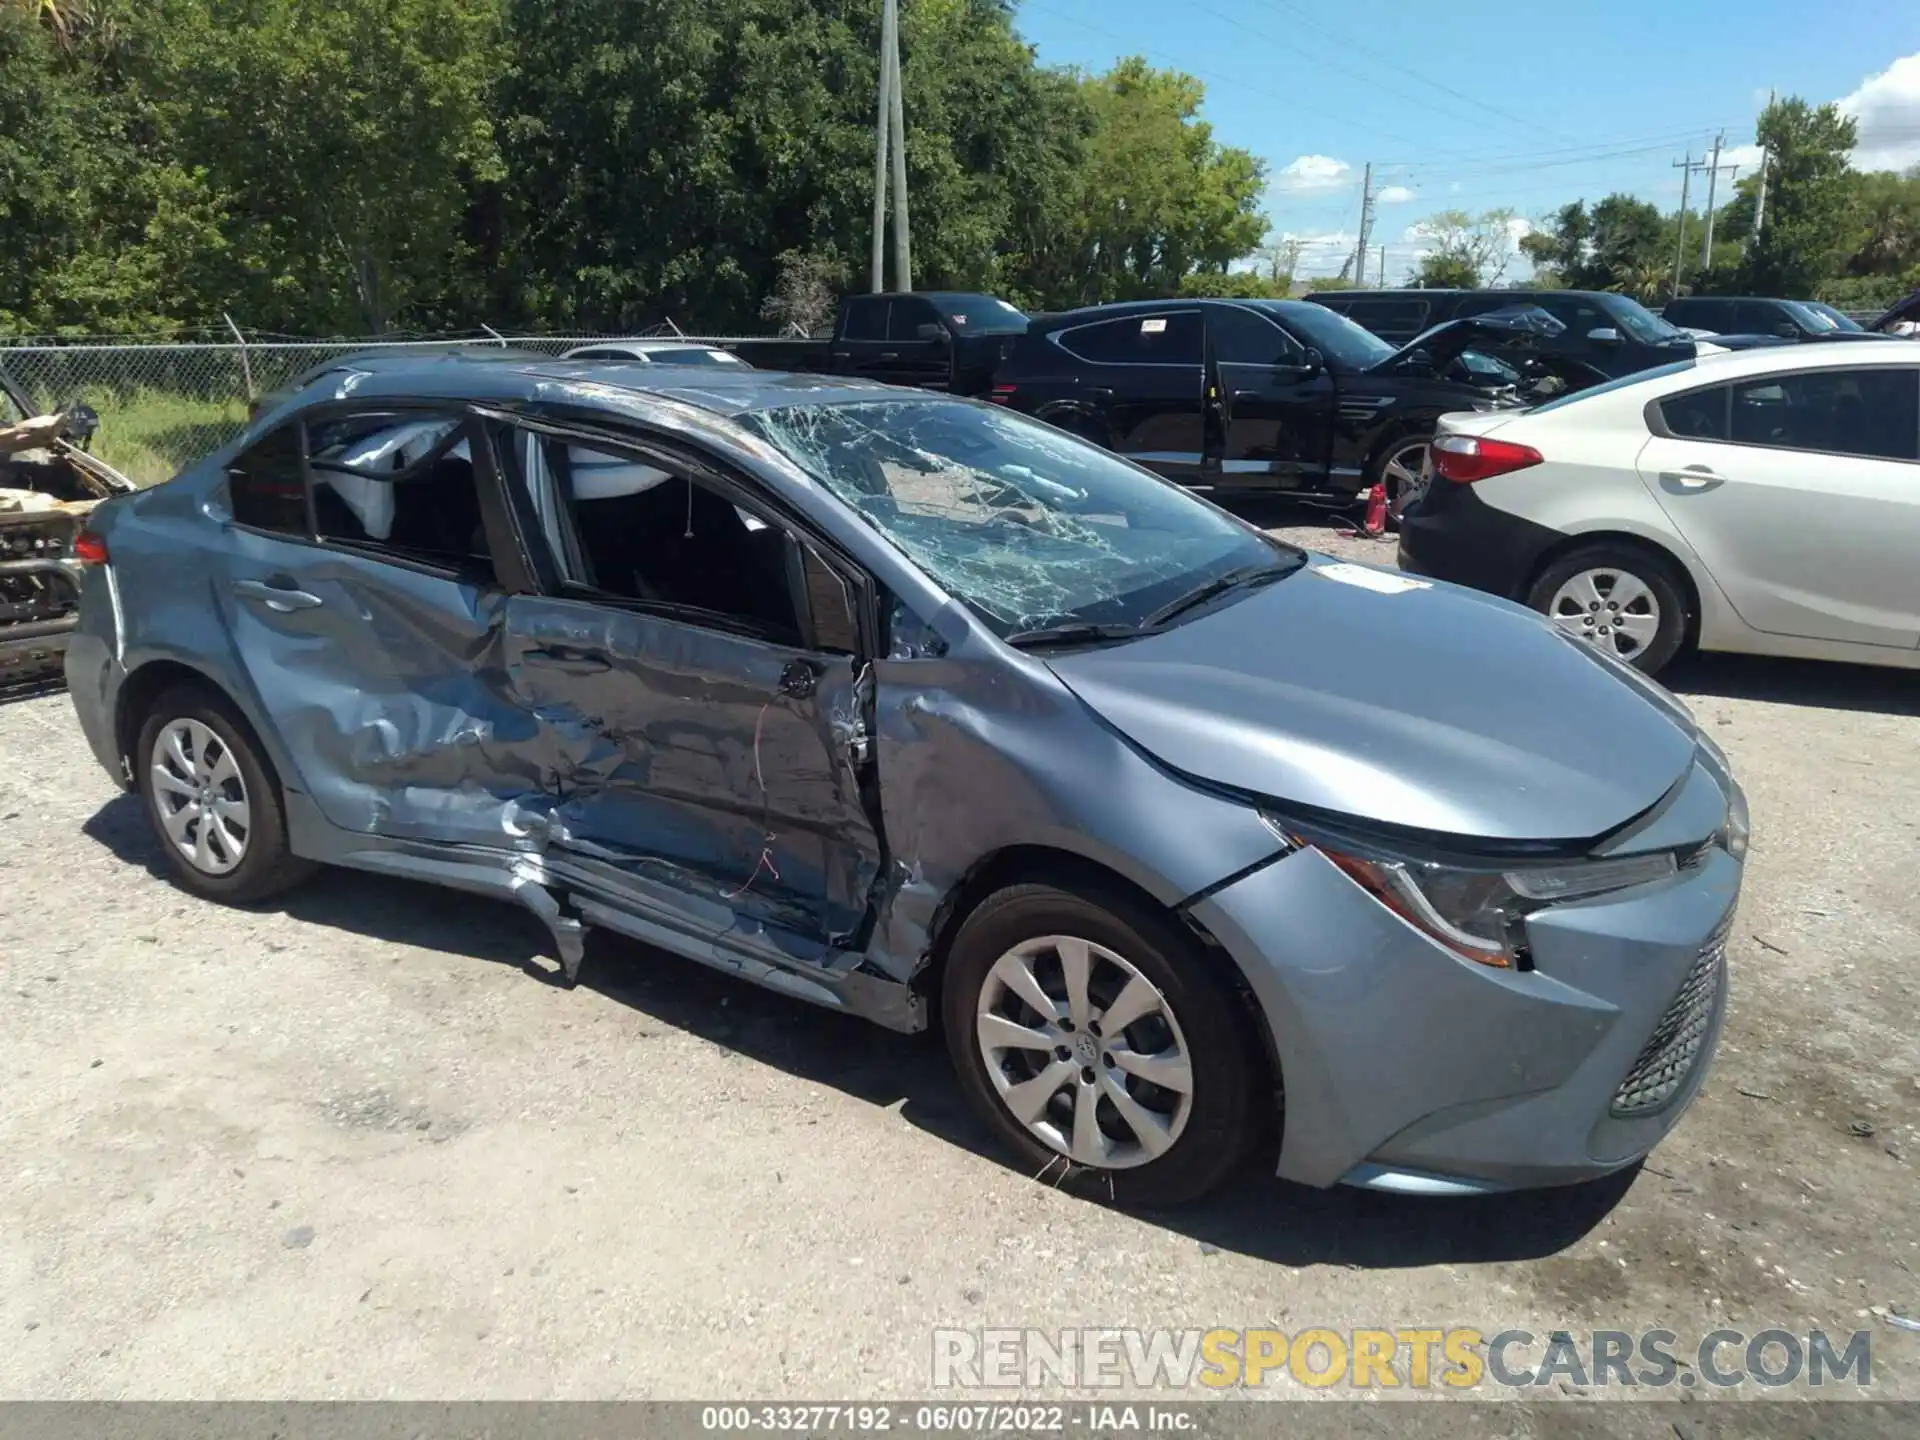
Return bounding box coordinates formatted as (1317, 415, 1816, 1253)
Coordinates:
(728, 291, 1029, 394)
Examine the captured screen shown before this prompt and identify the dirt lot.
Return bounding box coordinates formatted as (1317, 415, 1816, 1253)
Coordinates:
(2, 504, 1917, 1407)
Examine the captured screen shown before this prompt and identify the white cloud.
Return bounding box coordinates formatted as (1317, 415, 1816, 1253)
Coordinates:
(1839, 52, 1920, 172)
(1273, 155, 1354, 192)
(1720, 142, 1765, 172)
(1376, 185, 1415, 205)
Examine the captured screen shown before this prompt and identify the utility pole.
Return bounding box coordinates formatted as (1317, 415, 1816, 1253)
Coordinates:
(1700, 132, 1729, 270)
(869, 0, 910, 292)
(1350, 163, 1374, 285)
(1377, 244, 1387, 286)
(869, 0, 891, 292)
(886, 0, 911, 292)
(1751, 90, 1775, 252)
(1671, 151, 1695, 298)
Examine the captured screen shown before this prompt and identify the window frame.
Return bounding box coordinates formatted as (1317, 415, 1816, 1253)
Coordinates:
(479, 407, 882, 659)
(221, 402, 538, 591)
(1645, 365, 1920, 463)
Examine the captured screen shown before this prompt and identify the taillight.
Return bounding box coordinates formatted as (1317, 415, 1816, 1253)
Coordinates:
(1431, 433, 1543, 483)
(72, 530, 109, 564)
(989, 383, 1017, 405)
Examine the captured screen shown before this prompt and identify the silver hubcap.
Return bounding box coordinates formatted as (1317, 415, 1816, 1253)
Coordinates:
(1547, 568, 1662, 661)
(975, 935, 1194, 1170)
(1383, 441, 1431, 519)
(150, 718, 251, 875)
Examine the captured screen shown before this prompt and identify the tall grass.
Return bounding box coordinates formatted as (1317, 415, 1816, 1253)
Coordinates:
(82, 389, 249, 488)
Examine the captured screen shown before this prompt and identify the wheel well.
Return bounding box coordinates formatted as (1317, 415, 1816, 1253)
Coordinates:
(1364, 420, 1437, 479)
(917, 844, 1284, 1100)
(1522, 530, 1703, 648)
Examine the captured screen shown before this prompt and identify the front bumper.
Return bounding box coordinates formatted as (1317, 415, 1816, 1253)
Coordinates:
(1188, 833, 1741, 1192)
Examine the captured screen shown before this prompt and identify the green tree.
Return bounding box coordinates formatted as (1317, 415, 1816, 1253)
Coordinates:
(1408, 208, 1517, 288)
(137, 0, 504, 334)
(1042, 58, 1266, 307)
(1742, 97, 1858, 296)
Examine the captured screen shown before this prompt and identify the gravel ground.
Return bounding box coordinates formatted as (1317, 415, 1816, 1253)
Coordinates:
(2, 502, 1917, 1408)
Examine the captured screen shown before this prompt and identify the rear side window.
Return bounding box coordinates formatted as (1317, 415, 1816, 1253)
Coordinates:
(842, 298, 889, 342)
(226, 424, 309, 536)
(306, 411, 496, 580)
(1343, 298, 1431, 338)
(1666, 299, 1728, 331)
(1659, 385, 1730, 440)
(1058, 312, 1203, 365)
(1728, 368, 1920, 461)
(1734, 302, 1795, 336)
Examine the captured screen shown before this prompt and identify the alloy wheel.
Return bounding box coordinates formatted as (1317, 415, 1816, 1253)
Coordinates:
(149, 717, 251, 875)
(974, 935, 1194, 1170)
(1547, 567, 1662, 662)
(1383, 440, 1431, 522)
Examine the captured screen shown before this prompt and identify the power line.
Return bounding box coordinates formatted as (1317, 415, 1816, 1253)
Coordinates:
(1262, 0, 1576, 140)
(1017, 0, 1432, 149)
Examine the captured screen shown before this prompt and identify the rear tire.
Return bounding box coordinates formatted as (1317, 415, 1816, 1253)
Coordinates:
(136, 685, 315, 904)
(1527, 543, 1690, 676)
(942, 882, 1266, 1207)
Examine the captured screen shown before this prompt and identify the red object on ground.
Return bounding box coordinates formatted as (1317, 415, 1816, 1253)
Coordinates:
(1361, 481, 1387, 538)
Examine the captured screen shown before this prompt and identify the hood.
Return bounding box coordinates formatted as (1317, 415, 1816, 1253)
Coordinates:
(1370, 305, 1568, 376)
(1046, 557, 1699, 844)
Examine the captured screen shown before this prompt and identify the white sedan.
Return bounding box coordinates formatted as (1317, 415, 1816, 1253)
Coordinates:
(561, 338, 752, 367)
(1397, 342, 1920, 676)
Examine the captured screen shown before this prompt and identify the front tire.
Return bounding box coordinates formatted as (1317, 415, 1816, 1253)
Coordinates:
(136, 685, 314, 903)
(942, 882, 1266, 1207)
(1527, 543, 1690, 676)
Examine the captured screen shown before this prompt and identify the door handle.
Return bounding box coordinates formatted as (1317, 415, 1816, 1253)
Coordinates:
(880, 351, 899, 360)
(234, 578, 323, 612)
(1659, 465, 1725, 490)
(523, 646, 611, 675)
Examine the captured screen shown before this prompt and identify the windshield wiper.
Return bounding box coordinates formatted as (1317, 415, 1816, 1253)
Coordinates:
(1140, 561, 1301, 630)
(1003, 621, 1149, 649)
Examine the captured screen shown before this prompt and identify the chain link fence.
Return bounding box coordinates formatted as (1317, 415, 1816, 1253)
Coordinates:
(0, 329, 767, 486)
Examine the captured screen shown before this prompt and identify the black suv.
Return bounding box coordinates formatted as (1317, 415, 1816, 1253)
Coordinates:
(990, 298, 1586, 514)
(1309, 287, 1699, 381)
(1662, 295, 1889, 344)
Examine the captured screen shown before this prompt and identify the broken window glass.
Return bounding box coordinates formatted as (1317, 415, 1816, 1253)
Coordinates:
(743, 400, 1293, 636)
(512, 431, 807, 645)
(307, 411, 494, 580)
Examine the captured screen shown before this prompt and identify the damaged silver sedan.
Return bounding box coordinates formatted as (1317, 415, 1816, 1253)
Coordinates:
(64, 354, 1747, 1205)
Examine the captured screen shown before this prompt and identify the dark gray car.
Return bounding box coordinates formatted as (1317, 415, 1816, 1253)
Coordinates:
(62, 354, 1748, 1204)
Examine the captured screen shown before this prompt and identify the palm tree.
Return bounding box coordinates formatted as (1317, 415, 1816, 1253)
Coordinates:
(1614, 259, 1673, 307)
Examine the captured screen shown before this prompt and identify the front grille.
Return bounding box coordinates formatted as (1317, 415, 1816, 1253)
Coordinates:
(1610, 928, 1727, 1118)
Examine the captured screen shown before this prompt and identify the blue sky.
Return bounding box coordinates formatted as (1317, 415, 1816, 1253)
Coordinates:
(1012, 0, 1920, 279)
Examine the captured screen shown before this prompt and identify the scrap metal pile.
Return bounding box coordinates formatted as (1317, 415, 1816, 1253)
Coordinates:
(1, 374, 137, 694)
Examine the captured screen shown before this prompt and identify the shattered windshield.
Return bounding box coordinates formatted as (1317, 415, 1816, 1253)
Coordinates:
(743, 400, 1296, 636)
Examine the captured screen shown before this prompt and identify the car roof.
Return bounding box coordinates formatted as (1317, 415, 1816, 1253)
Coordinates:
(285, 352, 927, 418)
(1028, 296, 1341, 330)
(1622, 337, 1920, 387)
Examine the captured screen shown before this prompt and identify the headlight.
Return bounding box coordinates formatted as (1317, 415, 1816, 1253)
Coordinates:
(1694, 733, 1751, 862)
(1273, 822, 1678, 968)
